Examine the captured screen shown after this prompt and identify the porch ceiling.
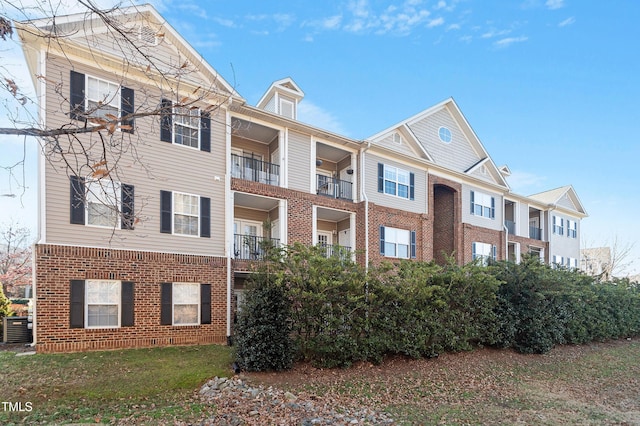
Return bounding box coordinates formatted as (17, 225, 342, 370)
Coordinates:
(317, 142, 350, 163)
(231, 117, 279, 144)
(234, 192, 280, 211)
(317, 206, 351, 222)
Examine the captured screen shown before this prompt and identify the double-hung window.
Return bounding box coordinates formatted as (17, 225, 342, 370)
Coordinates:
(379, 226, 416, 259)
(86, 280, 121, 328)
(69, 71, 134, 133)
(159, 190, 211, 238)
(567, 220, 577, 238)
(470, 190, 495, 219)
(70, 280, 134, 329)
(160, 282, 211, 326)
(553, 216, 564, 235)
(377, 163, 415, 200)
(173, 106, 200, 148)
(86, 76, 120, 120)
(553, 255, 565, 267)
(86, 179, 121, 228)
(173, 192, 200, 236)
(172, 282, 200, 325)
(472, 242, 497, 266)
(69, 176, 135, 230)
(160, 99, 211, 152)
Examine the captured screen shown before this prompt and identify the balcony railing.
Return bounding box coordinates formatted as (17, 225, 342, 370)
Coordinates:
(318, 243, 352, 260)
(234, 234, 280, 260)
(316, 174, 353, 201)
(505, 220, 516, 235)
(231, 154, 280, 186)
(529, 226, 542, 240)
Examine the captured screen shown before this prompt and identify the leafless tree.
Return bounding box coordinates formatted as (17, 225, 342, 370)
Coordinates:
(582, 235, 636, 280)
(0, 221, 32, 298)
(0, 0, 235, 227)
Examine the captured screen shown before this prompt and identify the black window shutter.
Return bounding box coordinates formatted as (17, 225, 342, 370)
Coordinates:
(70, 280, 85, 328)
(200, 197, 211, 238)
(379, 225, 385, 255)
(160, 98, 173, 142)
(121, 281, 134, 327)
(411, 231, 417, 258)
(491, 197, 496, 219)
(70, 70, 85, 120)
(121, 184, 135, 230)
(200, 112, 211, 152)
(200, 284, 211, 324)
(470, 191, 475, 214)
(70, 176, 86, 225)
(160, 190, 172, 234)
(409, 172, 415, 200)
(160, 282, 172, 325)
(377, 163, 384, 193)
(121, 86, 135, 134)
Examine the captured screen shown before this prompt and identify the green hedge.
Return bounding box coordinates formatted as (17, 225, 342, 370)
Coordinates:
(234, 248, 640, 370)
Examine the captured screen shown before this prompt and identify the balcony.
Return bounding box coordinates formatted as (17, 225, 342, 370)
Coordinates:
(505, 220, 516, 235)
(316, 174, 353, 201)
(318, 243, 352, 260)
(234, 234, 280, 260)
(529, 226, 542, 240)
(231, 154, 280, 186)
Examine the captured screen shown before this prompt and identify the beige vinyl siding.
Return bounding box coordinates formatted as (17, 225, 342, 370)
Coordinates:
(231, 137, 270, 159)
(43, 55, 226, 256)
(287, 130, 312, 192)
(409, 108, 481, 173)
(557, 193, 577, 211)
(263, 95, 276, 114)
(234, 207, 269, 223)
(364, 153, 427, 214)
(377, 133, 418, 157)
(317, 220, 336, 232)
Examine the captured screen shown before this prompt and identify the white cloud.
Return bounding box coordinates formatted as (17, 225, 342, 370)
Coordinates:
(558, 16, 575, 27)
(297, 101, 349, 136)
(447, 23, 461, 31)
(494, 35, 528, 48)
(427, 17, 445, 28)
(481, 28, 512, 39)
(545, 0, 565, 10)
(322, 15, 343, 30)
(505, 170, 547, 194)
(434, 1, 447, 10)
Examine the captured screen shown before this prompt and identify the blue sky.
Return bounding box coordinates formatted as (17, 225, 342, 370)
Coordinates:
(1, 0, 639, 274)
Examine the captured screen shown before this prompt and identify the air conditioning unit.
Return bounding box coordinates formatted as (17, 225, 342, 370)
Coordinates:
(3, 316, 31, 344)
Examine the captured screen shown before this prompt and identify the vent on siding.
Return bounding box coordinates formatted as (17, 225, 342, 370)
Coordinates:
(392, 132, 403, 145)
(138, 25, 160, 46)
(279, 99, 294, 119)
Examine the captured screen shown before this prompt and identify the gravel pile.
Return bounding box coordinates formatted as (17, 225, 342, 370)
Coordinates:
(198, 376, 395, 425)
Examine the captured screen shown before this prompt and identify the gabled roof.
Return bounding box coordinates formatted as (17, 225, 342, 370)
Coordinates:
(256, 77, 304, 109)
(368, 97, 509, 188)
(528, 185, 588, 216)
(17, 4, 241, 100)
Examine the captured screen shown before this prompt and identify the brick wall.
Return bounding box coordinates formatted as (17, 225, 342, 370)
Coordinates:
(461, 224, 505, 264)
(34, 244, 228, 353)
(430, 175, 463, 265)
(367, 203, 432, 264)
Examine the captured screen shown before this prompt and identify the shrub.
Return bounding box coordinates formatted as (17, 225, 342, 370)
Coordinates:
(234, 271, 294, 372)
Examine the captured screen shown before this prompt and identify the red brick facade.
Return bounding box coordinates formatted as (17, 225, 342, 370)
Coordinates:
(34, 244, 228, 353)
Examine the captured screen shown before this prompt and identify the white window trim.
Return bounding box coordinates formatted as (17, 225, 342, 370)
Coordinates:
(472, 242, 496, 266)
(85, 75, 120, 122)
(172, 191, 200, 237)
(85, 279, 121, 329)
(567, 219, 577, 238)
(383, 164, 411, 200)
(383, 226, 411, 259)
(85, 178, 122, 229)
(279, 98, 295, 119)
(438, 126, 452, 143)
(553, 216, 564, 236)
(172, 282, 201, 326)
(471, 190, 495, 220)
(172, 105, 201, 150)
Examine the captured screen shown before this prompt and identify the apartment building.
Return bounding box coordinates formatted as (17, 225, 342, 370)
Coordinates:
(18, 5, 586, 353)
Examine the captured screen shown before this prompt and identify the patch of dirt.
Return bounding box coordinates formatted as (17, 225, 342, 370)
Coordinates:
(242, 338, 640, 424)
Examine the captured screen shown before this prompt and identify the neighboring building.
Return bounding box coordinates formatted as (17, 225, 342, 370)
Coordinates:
(581, 247, 613, 280)
(17, 5, 587, 353)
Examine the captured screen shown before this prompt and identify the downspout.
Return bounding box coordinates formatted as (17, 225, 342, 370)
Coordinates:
(360, 141, 372, 268)
(503, 224, 509, 262)
(225, 107, 233, 345)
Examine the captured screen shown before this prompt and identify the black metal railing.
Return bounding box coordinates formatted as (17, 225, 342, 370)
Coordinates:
(231, 154, 280, 186)
(505, 220, 516, 235)
(316, 174, 353, 201)
(318, 243, 352, 260)
(234, 234, 280, 260)
(529, 226, 542, 240)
